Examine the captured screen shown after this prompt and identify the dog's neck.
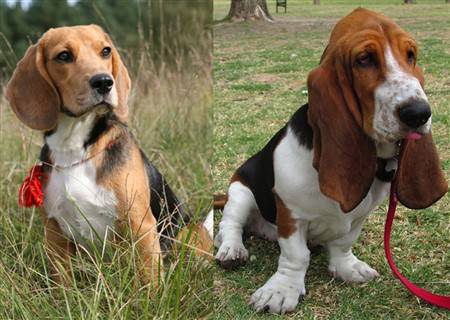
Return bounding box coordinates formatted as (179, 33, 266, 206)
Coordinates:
(375, 141, 398, 159)
(45, 112, 98, 166)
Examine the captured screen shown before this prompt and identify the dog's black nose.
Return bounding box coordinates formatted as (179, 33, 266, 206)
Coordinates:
(89, 74, 114, 95)
(398, 99, 431, 129)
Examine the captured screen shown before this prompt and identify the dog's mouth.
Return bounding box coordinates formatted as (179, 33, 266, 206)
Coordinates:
(405, 131, 423, 141)
(93, 100, 113, 108)
(61, 101, 113, 118)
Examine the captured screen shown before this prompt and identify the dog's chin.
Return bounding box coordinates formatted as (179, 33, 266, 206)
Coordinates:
(63, 102, 114, 118)
(93, 102, 114, 115)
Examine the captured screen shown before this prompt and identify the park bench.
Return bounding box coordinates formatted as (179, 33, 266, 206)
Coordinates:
(276, 0, 287, 13)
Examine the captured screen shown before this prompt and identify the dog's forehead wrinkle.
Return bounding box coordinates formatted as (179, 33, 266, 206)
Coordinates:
(44, 27, 106, 53)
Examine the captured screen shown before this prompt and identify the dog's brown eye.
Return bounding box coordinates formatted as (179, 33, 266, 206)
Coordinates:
(56, 51, 73, 63)
(101, 47, 111, 58)
(407, 49, 415, 64)
(356, 53, 375, 67)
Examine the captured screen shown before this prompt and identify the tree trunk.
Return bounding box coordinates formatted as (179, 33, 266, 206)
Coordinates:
(227, 0, 273, 22)
(404, 0, 414, 3)
(313, 0, 320, 4)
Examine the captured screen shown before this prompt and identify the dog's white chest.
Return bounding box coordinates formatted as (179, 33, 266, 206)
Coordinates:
(44, 160, 118, 247)
(273, 128, 390, 244)
(42, 113, 118, 247)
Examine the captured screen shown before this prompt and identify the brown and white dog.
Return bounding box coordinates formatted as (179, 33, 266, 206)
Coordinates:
(214, 8, 447, 314)
(6, 25, 213, 286)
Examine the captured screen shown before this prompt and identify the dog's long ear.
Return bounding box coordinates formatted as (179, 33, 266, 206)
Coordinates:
(111, 45, 131, 122)
(6, 42, 60, 131)
(307, 52, 377, 213)
(397, 134, 448, 209)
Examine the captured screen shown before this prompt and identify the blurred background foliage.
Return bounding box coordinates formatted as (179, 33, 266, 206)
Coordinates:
(0, 0, 212, 80)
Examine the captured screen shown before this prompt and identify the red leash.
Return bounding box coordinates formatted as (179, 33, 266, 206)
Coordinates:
(385, 138, 450, 310)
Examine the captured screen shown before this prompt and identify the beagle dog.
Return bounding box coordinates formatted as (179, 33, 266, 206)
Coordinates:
(214, 8, 447, 314)
(6, 25, 213, 286)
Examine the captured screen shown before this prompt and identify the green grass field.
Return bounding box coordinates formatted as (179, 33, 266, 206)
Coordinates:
(214, 0, 450, 318)
(0, 28, 213, 320)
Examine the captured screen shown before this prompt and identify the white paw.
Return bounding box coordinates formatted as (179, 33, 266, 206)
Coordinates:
(249, 272, 305, 314)
(329, 254, 379, 283)
(215, 241, 248, 269)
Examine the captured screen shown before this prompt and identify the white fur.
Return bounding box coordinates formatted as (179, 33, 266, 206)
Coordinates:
(109, 83, 118, 107)
(215, 180, 278, 264)
(373, 46, 430, 143)
(44, 113, 118, 249)
(250, 222, 309, 314)
(214, 181, 258, 262)
(246, 210, 277, 241)
(203, 210, 214, 240)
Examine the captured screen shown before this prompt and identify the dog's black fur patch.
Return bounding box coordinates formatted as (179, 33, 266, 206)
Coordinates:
(39, 144, 52, 173)
(82, 112, 130, 181)
(376, 158, 396, 182)
(289, 104, 313, 149)
(140, 150, 189, 251)
(97, 134, 129, 180)
(84, 112, 118, 148)
(234, 104, 313, 224)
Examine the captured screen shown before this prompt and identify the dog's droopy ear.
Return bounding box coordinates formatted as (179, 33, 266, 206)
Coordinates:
(397, 134, 448, 209)
(6, 43, 60, 131)
(307, 63, 377, 213)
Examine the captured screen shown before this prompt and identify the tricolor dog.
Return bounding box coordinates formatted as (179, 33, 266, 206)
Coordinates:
(6, 25, 213, 286)
(214, 9, 447, 314)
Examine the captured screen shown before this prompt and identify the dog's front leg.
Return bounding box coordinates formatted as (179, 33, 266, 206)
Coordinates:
(327, 216, 379, 282)
(250, 221, 309, 314)
(40, 212, 74, 286)
(250, 194, 310, 314)
(128, 210, 163, 286)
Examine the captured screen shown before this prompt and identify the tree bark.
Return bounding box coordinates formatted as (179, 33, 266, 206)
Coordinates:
(313, 0, 320, 4)
(226, 0, 273, 22)
(404, 0, 414, 3)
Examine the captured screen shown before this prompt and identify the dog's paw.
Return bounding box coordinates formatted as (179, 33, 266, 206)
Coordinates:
(329, 254, 379, 283)
(215, 241, 248, 270)
(249, 272, 305, 314)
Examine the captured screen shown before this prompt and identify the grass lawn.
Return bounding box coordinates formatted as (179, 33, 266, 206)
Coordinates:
(213, 0, 450, 318)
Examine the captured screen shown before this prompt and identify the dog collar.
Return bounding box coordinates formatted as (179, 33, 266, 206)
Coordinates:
(50, 137, 119, 170)
(18, 137, 120, 208)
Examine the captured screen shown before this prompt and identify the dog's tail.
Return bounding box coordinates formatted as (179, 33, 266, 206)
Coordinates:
(213, 194, 227, 210)
(176, 210, 213, 260)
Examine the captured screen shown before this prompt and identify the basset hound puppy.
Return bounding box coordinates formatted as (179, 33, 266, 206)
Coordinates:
(6, 25, 213, 286)
(214, 8, 447, 314)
